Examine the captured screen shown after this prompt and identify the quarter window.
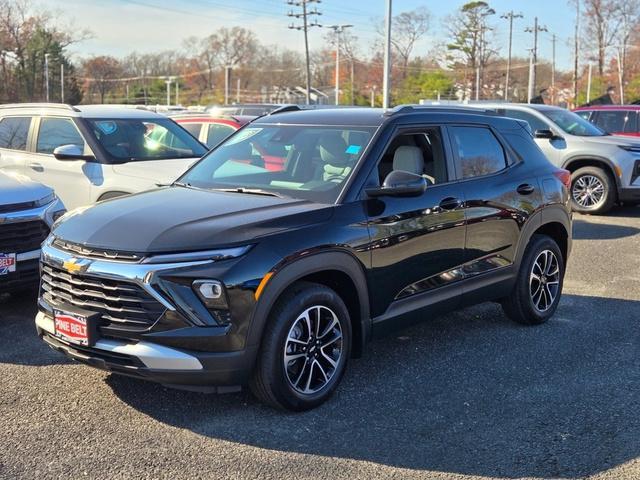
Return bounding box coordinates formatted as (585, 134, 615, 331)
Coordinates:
(37, 117, 85, 154)
(449, 126, 507, 179)
(0, 117, 31, 150)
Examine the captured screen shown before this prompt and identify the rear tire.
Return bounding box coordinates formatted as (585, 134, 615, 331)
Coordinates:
(250, 282, 351, 411)
(502, 235, 565, 325)
(570, 166, 615, 215)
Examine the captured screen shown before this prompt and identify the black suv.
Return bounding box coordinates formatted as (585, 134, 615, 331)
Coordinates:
(36, 106, 572, 411)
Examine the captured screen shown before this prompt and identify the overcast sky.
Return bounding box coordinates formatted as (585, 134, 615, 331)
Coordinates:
(43, 0, 578, 71)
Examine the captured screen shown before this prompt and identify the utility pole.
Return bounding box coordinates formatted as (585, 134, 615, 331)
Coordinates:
(500, 11, 523, 101)
(382, 0, 392, 109)
(44, 53, 50, 102)
(525, 17, 548, 98)
(165, 77, 173, 106)
(224, 66, 231, 105)
(288, 0, 322, 105)
(236, 77, 241, 103)
(586, 62, 593, 103)
(573, 0, 580, 107)
(527, 49, 534, 103)
(60, 62, 65, 103)
(175, 79, 180, 105)
(326, 24, 353, 106)
(551, 34, 556, 104)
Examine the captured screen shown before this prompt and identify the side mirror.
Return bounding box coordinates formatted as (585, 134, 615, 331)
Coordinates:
(534, 129, 562, 140)
(53, 144, 95, 161)
(365, 170, 427, 198)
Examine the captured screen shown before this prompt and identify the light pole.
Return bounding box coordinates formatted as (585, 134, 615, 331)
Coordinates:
(44, 53, 50, 102)
(60, 62, 65, 103)
(165, 77, 173, 106)
(382, 0, 392, 109)
(500, 11, 523, 101)
(326, 24, 353, 106)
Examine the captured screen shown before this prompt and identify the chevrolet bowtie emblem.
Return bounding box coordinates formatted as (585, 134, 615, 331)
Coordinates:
(62, 258, 88, 274)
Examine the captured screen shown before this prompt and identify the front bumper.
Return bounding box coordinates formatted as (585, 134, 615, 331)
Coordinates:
(36, 311, 256, 391)
(618, 187, 640, 203)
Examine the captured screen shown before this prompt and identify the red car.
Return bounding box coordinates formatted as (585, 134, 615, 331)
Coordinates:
(173, 114, 286, 171)
(573, 105, 640, 137)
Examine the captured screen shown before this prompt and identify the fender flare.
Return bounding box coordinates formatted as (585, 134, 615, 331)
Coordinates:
(562, 155, 621, 189)
(513, 206, 571, 270)
(246, 250, 371, 356)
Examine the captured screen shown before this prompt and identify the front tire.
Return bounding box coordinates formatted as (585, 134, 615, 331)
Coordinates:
(502, 235, 565, 325)
(250, 282, 352, 411)
(570, 166, 615, 214)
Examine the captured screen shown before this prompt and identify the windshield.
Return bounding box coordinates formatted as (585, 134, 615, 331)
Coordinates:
(541, 110, 606, 137)
(88, 118, 207, 161)
(180, 124, 376, 203)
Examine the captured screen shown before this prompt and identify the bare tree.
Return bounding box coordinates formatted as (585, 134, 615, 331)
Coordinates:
(582, 0, 622, 78)
(376, 7, 431, 78)
(615, 0, 640, 102)
(82, 56, 122, 103)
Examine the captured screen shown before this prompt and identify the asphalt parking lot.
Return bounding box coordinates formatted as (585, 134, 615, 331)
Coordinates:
(1, 207, 639, 480)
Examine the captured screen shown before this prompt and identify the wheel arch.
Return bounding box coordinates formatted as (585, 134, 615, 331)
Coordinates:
(247, 250, 371, 358)
(514, 206, 571, 270)
(562, 156, 621, 190)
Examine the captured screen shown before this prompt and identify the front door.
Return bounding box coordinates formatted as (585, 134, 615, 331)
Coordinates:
(366, 127, 466, 323)
(25, 116, 98, 209)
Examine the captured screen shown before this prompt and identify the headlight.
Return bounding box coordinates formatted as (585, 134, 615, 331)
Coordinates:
(142, 245, 252, 264)
(618, 145, 640, 154)
(34, 192, 56, 207)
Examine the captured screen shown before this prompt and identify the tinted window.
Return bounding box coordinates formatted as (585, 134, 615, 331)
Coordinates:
(575, 110, 592, 121)
(182, 125, 376, 203)
(625, 112, 638, 133)
(449, 126, 506, 179)
(0, 117, 31, 150)
(181, 123, 202, 138)
(207, 123, 235, 148)
(87, 118, 207, 161)
(37, 117, 85, 154)
(541, 110, 605, 137)
(595, 111, 628, 133)
(498, 109, 548, 132)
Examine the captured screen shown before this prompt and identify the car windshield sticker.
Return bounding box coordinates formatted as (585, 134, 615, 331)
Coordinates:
(225, 128, 262, 145)
(96, 121, 118, 135)
(345, 145, 361, 155)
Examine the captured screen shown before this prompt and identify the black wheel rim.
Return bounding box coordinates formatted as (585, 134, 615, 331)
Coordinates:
(283, 305, 343, 395)
(530, 249, 560, 312)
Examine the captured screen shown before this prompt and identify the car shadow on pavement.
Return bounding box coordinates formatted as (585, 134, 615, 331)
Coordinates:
(573, 219, 640, 240)
(0, 290, 73, 367)
(107, 293, 640, 479)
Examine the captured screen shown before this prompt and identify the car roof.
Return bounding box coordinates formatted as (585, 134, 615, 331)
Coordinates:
(172, 114, 254, 126)
(0, 103, 167, 119)
(574, 105, 640, 111)
(468, 103, 564, 113)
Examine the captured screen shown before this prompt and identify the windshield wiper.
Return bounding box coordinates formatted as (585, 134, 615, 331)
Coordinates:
(211, 187, 285, 198)
(155, 181, 192, 188)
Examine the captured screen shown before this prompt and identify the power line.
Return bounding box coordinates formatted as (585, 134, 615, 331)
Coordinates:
(287, 0, 322, 105)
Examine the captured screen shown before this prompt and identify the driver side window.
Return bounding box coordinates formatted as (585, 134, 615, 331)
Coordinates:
(377, 128, 449, 186)
(37, 117, 85, 155)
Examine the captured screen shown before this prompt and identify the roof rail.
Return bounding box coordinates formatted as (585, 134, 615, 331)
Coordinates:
(384, 104, 498, 116)
(0, 103, 80, 112)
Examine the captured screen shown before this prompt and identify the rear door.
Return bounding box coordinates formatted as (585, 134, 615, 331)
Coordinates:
(366, 126, 466, 324)
(446, 125, 543, 301)
(26, 116, 98, 209)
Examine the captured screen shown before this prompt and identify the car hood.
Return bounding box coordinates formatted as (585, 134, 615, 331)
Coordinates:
(52, 186, 334, 253)
(580, 135, 640, 148)
(0, 171, 53, 206)
(111, 157, 200, 183)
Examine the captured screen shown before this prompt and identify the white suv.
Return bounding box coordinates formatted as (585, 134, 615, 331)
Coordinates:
(0, 104, 208, 210)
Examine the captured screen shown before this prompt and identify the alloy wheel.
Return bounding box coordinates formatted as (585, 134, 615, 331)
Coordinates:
(529, 249, 560, 312)
(572, 174, 605, 209)
(283, 305, 343, 395)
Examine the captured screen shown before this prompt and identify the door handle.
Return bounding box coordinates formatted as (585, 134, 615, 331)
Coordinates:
(438, 197, 463, 211)
(517, 183, 535, 195)
(28, 162, 44, 172)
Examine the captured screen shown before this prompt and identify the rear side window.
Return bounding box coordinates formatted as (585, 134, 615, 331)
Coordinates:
(575, 111, 592, 121)
(37, 117, 85, 154)
(594, 111, 630, 134)
(0, 117, 31, 150)
(207, 123, 236, 148)
(181, 122, 202, 138)
(449, 126, 507, 179)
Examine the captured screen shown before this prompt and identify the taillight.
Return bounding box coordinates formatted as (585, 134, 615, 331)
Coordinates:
(554, 169, 571, 189)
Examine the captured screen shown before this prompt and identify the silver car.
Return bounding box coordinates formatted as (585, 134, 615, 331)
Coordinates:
(0, 171, 65, 292)
(476, 104, 640, 214)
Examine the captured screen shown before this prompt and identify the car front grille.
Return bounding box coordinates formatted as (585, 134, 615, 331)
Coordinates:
(40, 263, 166, 332)
(0, 220, 49, 253)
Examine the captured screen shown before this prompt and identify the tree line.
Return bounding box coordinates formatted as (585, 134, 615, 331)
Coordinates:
(1, 0, 639, 107)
